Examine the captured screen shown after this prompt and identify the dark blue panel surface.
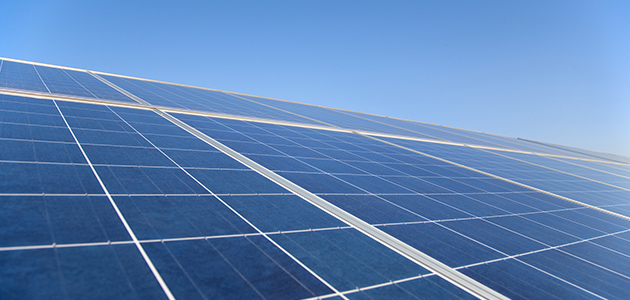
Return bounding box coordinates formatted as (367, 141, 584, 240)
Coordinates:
(443, 219, 546, 255)
(82, 144, 174, 166)
(114, 195, 256, 239)
(562, 241, 630, 279)
(187, 168, 288, 194)
(272, 229, 429, 292)
(381, 222, 504, 267)
(143, 237, 333, 299)
(222, 195, 345, 232)
(389, 138, 630, 217)
(241, 94, 450, 142)
(34, 65, 95, 98)
(487, 215, 578, 246)
(0, 122, 76, 142)
(0, 61, 48, 92)
(347, 275, 477, 300)
(102, 75, 320, 125)
(0, 108, 66, 127)
(520, 249, 630, 299)
(335, 174, 413, 194)
(0, 245, 168, 300)
(396, 275, 477, 300)
(0, 162, 102, 194)
(0, 195, 131, 246)
(6, 62, 630, 300)
(0, 139, 84, 163)
(0, 248, 64, 298)
(322, 195, 425, 224)
(427, 194, 506, 217)
(95, 165, 208, 195)
(277, 172, 364, 194)
(0, 94, 57, 113)
(383, 194, 471, 220)
(461, 259, 598, 299)
(488, 150, 630, 189)
(64, 70, 137, 103)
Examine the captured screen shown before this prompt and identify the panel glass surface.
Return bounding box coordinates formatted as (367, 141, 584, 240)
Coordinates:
(486, 150, 630, 189)
(62, 69, 138, 103)
(388, 139, 630, 218)
(33, 65, 96, 98)
(99, 74, 324, 125)
(5, 59, 629, 299)
(334, 109, 511, 149)
(239, 94, 454, 142)
(2, 99, 445, 299)
(0, 60, 49, 93)
(178, 113, 630, 299)
(1, 244, 168, 299)
(529, 140, 630, 164)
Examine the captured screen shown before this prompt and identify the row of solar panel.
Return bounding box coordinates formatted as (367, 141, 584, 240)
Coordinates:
(1, 94, 477, 299)
(3, 58, 625, 164)
(170, 110, 630, 299)
(3, 92, 630, 299)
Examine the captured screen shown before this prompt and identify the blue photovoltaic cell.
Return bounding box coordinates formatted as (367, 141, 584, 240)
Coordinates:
(347, 275, 477, 300)
(0, 245, 168, 300)
(239, 94, 449, 141)
(113, 195, 256, 239)
(272, 229, 429, 292)
(334, 109, 609, 160)
(0, 195, 130, 247)
(63, 69, 138, 103)
(460, 258, 598, 299)
(0, 60, 49, 93)
(99, 75, 205, 110)
(529, 140, 630, 164)
(486, 150, 630, 189)
(394, 140, 630, 218)
(99, 74, 323, 125)
(143, 237, 333, 300)
(398, 117, 602, 158)
(159, 85, 325, 125)
(220, 195, 346, 232)
(34, 65, 95, 98)
(565, 159, 630, 178)
(0, 139, 85, 163)
(335, 109, 508, 149)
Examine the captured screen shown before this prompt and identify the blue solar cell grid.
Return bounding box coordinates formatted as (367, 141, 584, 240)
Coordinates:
(0, 60, 137, 104)
(182, 113, 630, 299)
(2, 59, 630, 299)
(1, 95, 472, 299)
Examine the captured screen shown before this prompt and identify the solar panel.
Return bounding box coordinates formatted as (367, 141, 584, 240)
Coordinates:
(1, 57, 629, 299)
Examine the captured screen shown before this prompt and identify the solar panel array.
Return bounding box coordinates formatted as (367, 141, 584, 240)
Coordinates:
(1, 57, 629, 300)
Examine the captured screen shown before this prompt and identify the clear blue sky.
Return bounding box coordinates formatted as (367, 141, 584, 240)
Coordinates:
(2, 0, 629, 156)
